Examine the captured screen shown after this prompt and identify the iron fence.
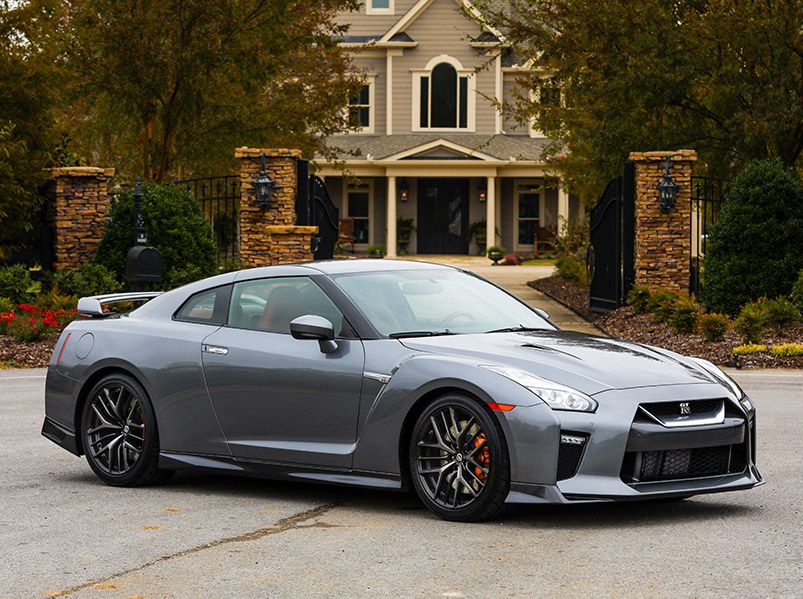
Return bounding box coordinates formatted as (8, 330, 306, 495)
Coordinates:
(175, 175, 240, 265)
(690, 176, 726, 298)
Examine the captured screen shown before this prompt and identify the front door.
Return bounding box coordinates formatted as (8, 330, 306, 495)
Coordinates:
(201, 275, 365, 468)
(417, 179, 469, 254)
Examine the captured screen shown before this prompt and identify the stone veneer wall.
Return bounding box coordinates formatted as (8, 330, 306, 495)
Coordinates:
(628, 150, 697, 291)
(50, 166, 115, 270)
(235, 147, 317, 268)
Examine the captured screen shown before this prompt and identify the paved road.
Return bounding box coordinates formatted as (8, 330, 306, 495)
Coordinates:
(1, 368, 801, 598)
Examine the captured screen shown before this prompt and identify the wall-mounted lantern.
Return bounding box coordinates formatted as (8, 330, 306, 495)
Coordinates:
(254, 153, 281, 209)
(399, 178, 409, 202)
(657, 156, 679, 213)
(478, 179, 487, 203)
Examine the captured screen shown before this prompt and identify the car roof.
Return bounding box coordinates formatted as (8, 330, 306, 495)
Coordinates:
(237, 259, 456, 279)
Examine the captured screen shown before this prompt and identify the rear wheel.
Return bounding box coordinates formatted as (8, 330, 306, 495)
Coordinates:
(409, 395, 510, 521)
(81, 373, 172, 486)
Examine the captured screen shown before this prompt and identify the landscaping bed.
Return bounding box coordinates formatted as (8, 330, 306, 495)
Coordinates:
(530, 276, 803, 369)
(0, 336, 55, 369)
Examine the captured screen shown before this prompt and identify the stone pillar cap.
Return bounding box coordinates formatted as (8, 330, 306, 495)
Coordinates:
(235, 147, 302, 159)
(50, 166, 115, 177)
(628, 150, 697, 162)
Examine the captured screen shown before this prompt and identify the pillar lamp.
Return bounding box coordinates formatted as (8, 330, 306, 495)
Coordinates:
(657, 156, 679, 213)
(478, 179, 487, 203)
(254, 153, 280, 209)
(399, 178, 409, 202)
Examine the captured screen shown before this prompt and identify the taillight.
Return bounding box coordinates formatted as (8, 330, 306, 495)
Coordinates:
(56, 332, 72, 365)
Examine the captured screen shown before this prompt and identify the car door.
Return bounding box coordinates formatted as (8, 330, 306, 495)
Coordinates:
(201, 275, 365, 468)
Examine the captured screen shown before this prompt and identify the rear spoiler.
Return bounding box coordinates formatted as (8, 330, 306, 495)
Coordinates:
(77, 292, 163, 318)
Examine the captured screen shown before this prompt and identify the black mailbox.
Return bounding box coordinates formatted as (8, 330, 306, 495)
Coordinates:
(126, 245, 162, 283)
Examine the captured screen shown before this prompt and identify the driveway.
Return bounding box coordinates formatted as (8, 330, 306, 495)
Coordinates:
(1, 369, 800, 598)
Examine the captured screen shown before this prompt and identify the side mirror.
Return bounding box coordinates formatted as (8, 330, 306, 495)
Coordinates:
(290, 315, 337, 353)
(533, 308, 550, 320)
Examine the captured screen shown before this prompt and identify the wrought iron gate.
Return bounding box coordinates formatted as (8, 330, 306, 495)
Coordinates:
(689, 176, 725, 297)
(588, 162, 635, 312)
(296, 159, 339, 260)
(175, 176, 240, 265)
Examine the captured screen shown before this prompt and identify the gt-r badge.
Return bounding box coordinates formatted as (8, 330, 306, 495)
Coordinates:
(679, 402, 691, 415)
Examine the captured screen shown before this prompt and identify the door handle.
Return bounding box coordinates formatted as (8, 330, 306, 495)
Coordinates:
(203, 344, 229, 355)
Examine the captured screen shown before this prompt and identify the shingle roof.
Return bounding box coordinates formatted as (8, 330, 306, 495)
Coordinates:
(322, 134, 559, 162)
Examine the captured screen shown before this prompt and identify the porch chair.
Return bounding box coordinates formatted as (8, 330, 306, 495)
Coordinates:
(337, 218, 355, 254)
(533, 226, 558, 258)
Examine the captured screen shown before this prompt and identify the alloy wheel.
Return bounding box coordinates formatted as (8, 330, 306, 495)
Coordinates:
(85, 383, 145, 476)
(414, 405, 492, 510)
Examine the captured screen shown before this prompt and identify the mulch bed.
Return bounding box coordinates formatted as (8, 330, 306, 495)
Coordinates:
(530, 276, 803, 369)
(0, 336, 56, 369)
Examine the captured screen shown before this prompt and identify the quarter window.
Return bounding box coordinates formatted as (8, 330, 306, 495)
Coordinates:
(175, 286, 230, 325)
(228, 277, 346, 336)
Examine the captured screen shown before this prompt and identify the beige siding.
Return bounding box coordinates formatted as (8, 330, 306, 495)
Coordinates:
(351, 56, 388, 134)
(324, 176, 344, 213)
(502, 76, 528, 135)
(335, 1, 420, 37)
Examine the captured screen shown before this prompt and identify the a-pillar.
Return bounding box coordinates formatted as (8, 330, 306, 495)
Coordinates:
(628, 149, 697, 291)
(386, 176, 398, 257)
(485, 176, 496, 249)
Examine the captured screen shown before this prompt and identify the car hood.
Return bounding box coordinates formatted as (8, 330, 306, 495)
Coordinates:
(398, 330, 719, 395)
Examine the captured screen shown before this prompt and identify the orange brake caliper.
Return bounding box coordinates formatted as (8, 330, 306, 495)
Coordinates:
(473, 433, 490, 481)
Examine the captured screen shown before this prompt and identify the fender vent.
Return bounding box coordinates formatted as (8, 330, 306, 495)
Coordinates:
(557, 432, 588, 481)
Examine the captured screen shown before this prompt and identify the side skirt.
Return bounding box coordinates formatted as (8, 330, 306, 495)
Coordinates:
(159, 451, 404, 491)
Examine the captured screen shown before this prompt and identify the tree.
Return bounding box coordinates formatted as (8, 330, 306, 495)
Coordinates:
(480, 0, 803, 201)
(40, 0, 361, 182)
(0, 1, 55, 257)
(702, 159, 803, 314)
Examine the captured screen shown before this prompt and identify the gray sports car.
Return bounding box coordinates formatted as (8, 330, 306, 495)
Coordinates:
(42, 260, 762, 521)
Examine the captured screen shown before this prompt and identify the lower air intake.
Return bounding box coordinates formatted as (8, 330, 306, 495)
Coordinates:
(557, 432, 588, 481)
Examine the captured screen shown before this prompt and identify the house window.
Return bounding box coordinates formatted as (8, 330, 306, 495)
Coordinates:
(530, 79, 562, 138)
(415, 58, 473, 131)
(348, 81, 374, 133)
(346, 183, 372, 245)
(366, 0, 394, 15)
(516, 182, 543, 246)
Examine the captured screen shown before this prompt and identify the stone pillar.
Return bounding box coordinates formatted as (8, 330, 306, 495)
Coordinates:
(386, 176, 398, 258)
(50, 166, 115, 271)
(628, 149, 697, 291)
(235, 147, 318, 268)
(485, 176, 496, 249)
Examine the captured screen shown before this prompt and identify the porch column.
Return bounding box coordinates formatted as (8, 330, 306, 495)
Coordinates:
(486, 176, 496, 250)
(557, 182, 570, 228)
(386, 176, 397, 257)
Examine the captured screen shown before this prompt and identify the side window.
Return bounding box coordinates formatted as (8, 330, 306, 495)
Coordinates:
(228, 277, 347, 336)
(175, 286, 230, 325)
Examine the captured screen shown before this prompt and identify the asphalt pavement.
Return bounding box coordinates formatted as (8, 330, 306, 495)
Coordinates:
(1, 368, 801, 598)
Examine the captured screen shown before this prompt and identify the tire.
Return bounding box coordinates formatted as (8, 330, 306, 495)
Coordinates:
(80, 373, 172, 487)
(409, 394, 510, 522)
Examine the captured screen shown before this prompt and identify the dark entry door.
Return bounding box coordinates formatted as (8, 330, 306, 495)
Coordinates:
(417, 179, 470, 254)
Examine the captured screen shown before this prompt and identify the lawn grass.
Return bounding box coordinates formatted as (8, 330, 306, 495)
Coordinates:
(521, 258, 557, 266)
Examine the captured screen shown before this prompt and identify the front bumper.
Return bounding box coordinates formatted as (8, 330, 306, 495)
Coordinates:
(503, 383, 763, 504)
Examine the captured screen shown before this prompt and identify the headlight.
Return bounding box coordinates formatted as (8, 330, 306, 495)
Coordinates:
(689, 357, 744, 399)
(481, 365, 598, 412)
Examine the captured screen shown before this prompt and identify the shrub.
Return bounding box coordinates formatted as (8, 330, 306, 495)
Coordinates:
(0, 297, 14, 313)
(732, 343, 767, 355)
(626, 285, 652, 314)
(697, 313, 730, 342)
(702, 159, 803, 314)
(770, 343, 803, 357)
(95, 183, 218, 289)
(36, 287, 77, 311)
(791, 269, 803, 313)
(0, 304, 80, 341)
(0, 264, 36, 304)
(734, 301, 767, 344)
(553, 218, 589, 258)
(554, 256, 588, 286)
(651, 291, 684, 324)
(668, 297, 700, 334)
(762, 297, 800, 333)
(164, 264, 209, 289)
(53, 263, 122, 298)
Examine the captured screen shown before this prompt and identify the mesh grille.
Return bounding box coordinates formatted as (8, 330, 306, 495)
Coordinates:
(556, 433, 587, 481)
(641, 399, 721, 418)
(627, 445, 735, 482)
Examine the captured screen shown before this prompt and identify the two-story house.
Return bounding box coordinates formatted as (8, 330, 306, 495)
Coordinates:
(314, 0, 583, 257)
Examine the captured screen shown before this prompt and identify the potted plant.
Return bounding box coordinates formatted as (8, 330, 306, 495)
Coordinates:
(487, 245, 506, 265)
(397, 218, 416, 255)
(467, 220, 487, 255)
(368, 245, 386, 258)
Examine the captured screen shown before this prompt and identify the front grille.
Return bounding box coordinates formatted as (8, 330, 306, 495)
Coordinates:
(641, 398, 721, 418)
(621, 442, 747, 483)
(557, 432, 588, 481)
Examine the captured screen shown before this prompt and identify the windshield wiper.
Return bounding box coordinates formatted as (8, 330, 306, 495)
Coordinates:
(389, 330, 456, 339)
(484, 325, 545, 334)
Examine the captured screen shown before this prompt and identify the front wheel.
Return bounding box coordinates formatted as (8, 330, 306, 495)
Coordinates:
(409, 395, 510, 522)
(80, 373, 172, 487)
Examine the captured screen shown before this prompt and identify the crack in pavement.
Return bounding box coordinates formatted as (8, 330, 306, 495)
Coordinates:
(44, 502, 339, 598)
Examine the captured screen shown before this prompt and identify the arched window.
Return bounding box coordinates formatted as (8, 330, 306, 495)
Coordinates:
(418, 60, 470, 129)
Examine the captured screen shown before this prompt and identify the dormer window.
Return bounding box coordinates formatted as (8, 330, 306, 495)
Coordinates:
(413, 56, 475, 131)
(366, 0, 394, 15)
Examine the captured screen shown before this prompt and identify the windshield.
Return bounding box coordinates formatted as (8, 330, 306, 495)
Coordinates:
(332, 268, 554, 337)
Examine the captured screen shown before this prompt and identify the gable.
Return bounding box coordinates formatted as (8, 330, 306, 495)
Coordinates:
(381, 0, 500, 43)
(386, 139, 497, 161)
